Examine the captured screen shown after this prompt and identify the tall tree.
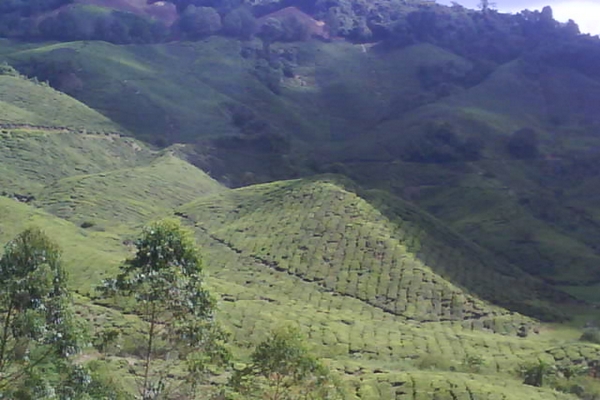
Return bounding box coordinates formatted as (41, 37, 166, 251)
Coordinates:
(0, 228, 83, 398)
(99, 219, 229, 399)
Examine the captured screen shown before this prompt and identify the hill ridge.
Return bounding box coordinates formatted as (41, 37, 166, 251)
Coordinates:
(179, 178, 571, 327)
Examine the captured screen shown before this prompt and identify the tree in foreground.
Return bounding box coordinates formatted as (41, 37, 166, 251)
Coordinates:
(229, 326, 343, 400)
(99, 219, 229, 399)
(0, 228, 87, 398)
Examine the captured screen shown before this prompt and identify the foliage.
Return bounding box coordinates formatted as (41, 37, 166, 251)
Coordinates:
(99, 219, 230, 399)
(404, 122, 484, 163)
(478, 0, 497, 12)
(0, 62, 19, 77)
(0, 228, 86, 398)
(580, 328, 600, 345)
(519, 359, 556, 387)
(229, 326, 342, 400)
(38, 7, 168, 44)
(177, 6, 222, 40)
(257, 16, 310, 47)
(461, 354, 486, 373)
(222, 7, 257, 40)
(0, 0, 72, 17)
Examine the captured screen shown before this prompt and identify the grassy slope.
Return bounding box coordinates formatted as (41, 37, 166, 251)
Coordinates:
(335, 59, 600, 293)
(6, 37, 600, 292)
(201, 234, 589, 400)
(177, 178, 599, 400)
(0, 197, 127, 290)
(1, 39, 283, 142)
(0, 129, 154, 194)
(2, 190, 593, 400)
(0, 35, 598, 397)
(0, 39, 468, 156)
(179, 178, 574, 322)
(0, 127, 594, 398)
(36, 153, 224, 229)
(0, 73, 120, 131)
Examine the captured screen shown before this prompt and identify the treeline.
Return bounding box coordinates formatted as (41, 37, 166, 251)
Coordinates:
(0, 0, 73, 17)
(384, 5, 584, 64)
(0, 2, 312, 45)
(0, 0, 596, 50)
(0, 1, 261, 44)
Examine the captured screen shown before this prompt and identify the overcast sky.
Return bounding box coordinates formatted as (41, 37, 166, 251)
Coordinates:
(438, 0, 600, 35)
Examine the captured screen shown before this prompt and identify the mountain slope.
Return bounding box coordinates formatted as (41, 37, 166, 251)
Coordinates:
(0, 197, 127, 290)
(178, 177, 573, 322)
(0, 128, 596, 398)
(0, 129, 153, 194)
(0, 67, 121, 132)
(36, 153, 224, 228)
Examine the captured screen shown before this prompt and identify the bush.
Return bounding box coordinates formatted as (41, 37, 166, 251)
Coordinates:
(177, 5, 222, 39)
(580, 328, 600, 344)
(519, 359, 555, 387)
(0, 62, 19, 77)
(404, 122, 484, 163)
(222, 7, 257, 40)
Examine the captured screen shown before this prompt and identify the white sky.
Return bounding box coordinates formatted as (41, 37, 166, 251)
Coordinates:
(439, 1, 600, 35)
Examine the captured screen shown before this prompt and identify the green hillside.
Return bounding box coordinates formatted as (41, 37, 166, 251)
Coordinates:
(36, 153, 224, 229)
(0, 126, 598, 398)
(0, 128, 154, 194)
(3, 181, 598, 399)
(0, 66, 121, 132)
(0, 197, 127, 289)
(0, 3, 600, 397)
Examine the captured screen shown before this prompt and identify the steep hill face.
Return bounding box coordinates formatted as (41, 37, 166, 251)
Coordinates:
(179, 178, 573, 322)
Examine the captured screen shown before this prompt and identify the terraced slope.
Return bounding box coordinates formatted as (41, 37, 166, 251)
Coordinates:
(36, 153, 224, 228)
(185, 196, 599, 399)
(1, 39, 268, 143)
(0, 129, 154, 194)
(0, 34, 598, 399)
(1, 190, 596, 400)
(178, 178, 571, 323)
(4, 36, 600, 296)
(0, 138, 597, 398)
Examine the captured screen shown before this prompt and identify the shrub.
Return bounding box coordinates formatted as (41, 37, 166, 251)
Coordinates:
(222, 7, 257, 40)
(404, 122, 484, 163)
(177, 5, 222, 39)
(519, 359, 555, 387)
(580, 328, 600, 344)
(0, 62, 19, 77)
